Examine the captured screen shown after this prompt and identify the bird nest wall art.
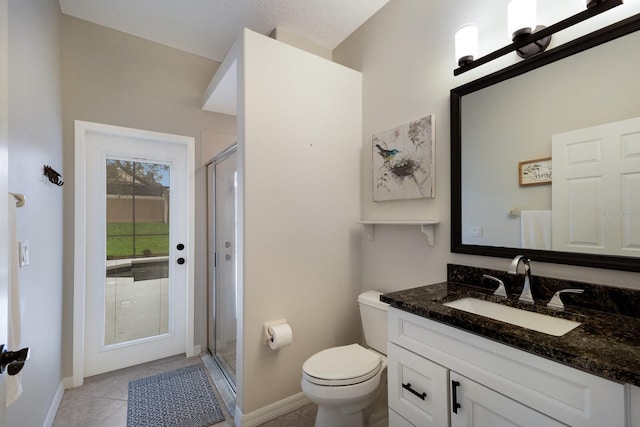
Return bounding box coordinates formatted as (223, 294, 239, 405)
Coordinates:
(372, 115, 435, 201)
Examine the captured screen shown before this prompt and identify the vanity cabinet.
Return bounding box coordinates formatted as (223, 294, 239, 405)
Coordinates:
(387, 307, 627, 426)
(388, 343, 562, 426)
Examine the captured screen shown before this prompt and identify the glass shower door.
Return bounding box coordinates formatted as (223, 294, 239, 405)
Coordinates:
(207, 146, 238, 390)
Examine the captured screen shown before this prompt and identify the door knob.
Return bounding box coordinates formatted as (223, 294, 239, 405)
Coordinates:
(0, 344, 30, 376)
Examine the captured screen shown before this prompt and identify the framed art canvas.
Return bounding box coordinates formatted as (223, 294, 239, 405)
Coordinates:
(372, 115, 435, 201)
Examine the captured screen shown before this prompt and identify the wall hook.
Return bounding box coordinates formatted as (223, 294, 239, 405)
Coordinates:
(43, 165, 64, 186)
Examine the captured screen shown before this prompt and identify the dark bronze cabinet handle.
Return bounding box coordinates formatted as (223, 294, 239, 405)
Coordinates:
(402, 382, 427, 400)
(452, 380, 462, 413)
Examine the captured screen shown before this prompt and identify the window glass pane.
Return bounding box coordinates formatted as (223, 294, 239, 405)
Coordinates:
(104, 159, 170, 345)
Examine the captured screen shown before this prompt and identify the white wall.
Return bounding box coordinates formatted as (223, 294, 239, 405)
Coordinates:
(61, 16, 237, 378)
(239, 29, 363, 414)
(6, 0, 63, 425)
(334, 0, 640, 291)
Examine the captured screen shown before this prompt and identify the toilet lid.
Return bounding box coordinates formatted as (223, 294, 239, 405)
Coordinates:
(302, 344, 382, 386)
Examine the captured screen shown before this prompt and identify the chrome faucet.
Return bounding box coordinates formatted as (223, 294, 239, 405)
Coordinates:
(508, 255, 534, 304)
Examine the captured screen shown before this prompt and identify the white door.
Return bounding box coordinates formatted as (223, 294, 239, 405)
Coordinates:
(552, 116, 640, 256)
(77, 121, 194, 378)
(450, 373, 565, 427)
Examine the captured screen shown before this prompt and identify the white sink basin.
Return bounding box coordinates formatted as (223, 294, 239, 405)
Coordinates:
(443, 297, 581, 336)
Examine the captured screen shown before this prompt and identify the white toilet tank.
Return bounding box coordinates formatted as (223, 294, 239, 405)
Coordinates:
(358, 291, 389, 355)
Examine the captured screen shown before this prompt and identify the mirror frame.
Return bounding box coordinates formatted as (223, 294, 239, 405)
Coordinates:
(451, 13, 640, 272)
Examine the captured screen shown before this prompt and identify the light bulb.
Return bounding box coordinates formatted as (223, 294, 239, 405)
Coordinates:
(455, 24, 478, 66)
(508, 0, 537, 41)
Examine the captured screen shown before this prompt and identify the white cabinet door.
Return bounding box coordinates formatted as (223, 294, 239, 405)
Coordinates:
(388, 342, 449, 427)
(450, 373, 566, 427)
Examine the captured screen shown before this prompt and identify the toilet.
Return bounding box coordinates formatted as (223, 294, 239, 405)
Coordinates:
(301, 291, 389, 427)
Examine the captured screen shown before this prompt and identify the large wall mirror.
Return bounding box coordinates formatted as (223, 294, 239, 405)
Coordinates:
(451, 14, 640, 272)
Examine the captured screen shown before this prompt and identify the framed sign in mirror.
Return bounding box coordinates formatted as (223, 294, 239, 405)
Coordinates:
(519, 157, 551, 187)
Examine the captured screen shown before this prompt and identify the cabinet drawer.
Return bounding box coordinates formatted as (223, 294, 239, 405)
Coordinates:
(388, 342, 449, 427)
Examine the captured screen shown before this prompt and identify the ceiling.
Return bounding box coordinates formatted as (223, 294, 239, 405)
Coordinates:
(59, 0, 390, 62)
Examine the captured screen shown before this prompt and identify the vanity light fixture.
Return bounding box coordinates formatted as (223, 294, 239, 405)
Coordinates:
(453, 0, 623, 75)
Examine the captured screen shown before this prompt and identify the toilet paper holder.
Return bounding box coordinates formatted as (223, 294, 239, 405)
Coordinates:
(263, 319, 288, 345)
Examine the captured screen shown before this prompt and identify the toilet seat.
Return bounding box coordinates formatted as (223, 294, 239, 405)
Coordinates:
(302, 343, 382, 386)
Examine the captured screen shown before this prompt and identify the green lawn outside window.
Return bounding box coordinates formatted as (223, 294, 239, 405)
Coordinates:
(106, 222, 169, 259)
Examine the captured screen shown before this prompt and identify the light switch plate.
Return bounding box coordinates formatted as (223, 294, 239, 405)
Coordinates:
(19, 241, 29, 267)
(471, 227, 482, 237)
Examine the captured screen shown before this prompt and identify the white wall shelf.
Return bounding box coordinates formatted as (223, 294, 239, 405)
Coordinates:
(358, 220, 440, 246)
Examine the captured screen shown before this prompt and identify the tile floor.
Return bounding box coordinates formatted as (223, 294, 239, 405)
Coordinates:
(53, 354, 317, 427)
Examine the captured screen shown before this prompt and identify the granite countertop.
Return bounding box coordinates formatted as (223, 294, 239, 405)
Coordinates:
(381, 278, 640, 386)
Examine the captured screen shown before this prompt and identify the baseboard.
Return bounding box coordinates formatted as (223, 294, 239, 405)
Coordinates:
(43, 381, 66, 427)
(62, 376, 75, 389)
(234, 392, 311, 427)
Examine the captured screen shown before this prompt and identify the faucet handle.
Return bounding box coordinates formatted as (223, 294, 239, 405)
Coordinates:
(483, 274, 508, 298)
(547, 289, 584, 310)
